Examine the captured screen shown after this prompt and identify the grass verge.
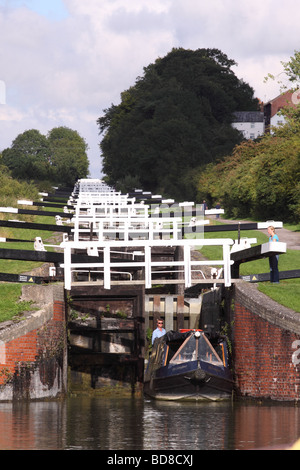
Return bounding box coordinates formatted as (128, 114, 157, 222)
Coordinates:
(0, 283, 35, 323)
(0, 205, 63, 322)
(258, 279, 300, 313)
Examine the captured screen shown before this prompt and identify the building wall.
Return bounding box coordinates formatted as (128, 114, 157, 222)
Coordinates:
(268, 91, 294, 116)
(232, 121, 264, 140)
(264, 90, 296, 132)
(270, 113, 286, 131)
(0, 284, 67, 401)
(234, 282, 300, 402)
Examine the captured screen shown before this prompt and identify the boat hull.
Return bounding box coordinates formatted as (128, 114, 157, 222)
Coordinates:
(144, 360, 233, 402)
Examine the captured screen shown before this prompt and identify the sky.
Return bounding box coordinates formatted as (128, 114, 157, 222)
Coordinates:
(0, 0, 299, 178)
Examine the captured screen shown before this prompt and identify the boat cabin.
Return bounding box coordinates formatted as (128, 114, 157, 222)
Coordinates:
(145, 330, 229, 381)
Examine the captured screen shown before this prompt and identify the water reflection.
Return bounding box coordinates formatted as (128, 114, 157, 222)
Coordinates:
(0, 397, 299, 450)
(65, 397, 145, 450)
(143, 401, 233, 450)
(0, 401, 66, 450)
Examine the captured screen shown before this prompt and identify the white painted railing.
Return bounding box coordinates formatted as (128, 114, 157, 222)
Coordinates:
(75, 179, 115, 193)
(0, 178, 285, 292)
(56, 179, 236, 290)
(73, 202, 148, 220)
(72, 216, 183, 241)
(73, 193, 135, 208)
(60, 238, 234, 290)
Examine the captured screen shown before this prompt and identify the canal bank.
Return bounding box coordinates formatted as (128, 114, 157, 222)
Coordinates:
(0, 277, 299, 402)
(0, 284, 67, 401)
(232, 281, 300, 401)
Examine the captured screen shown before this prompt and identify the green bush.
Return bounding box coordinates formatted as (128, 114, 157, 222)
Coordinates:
(197, 110, 300, 223)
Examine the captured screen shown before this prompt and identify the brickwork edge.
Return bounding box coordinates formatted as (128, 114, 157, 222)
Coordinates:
(234, 281, 300, 336)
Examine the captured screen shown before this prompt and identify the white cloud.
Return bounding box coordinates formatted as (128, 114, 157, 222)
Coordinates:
(0, 105, 24, 122)
(0, 0, 299, 177)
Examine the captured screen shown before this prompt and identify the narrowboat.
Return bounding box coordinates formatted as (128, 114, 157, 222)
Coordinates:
(144, 329, 233, 401)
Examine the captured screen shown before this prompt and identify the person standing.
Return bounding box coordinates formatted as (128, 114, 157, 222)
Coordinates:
(152, 318, 166, 344)
(215, 202, 221, 219)
(267, 225, 280, 283)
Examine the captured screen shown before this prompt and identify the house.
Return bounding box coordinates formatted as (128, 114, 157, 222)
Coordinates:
(263, 90, 297, 133)
(231, 90, 299, 140)
(232, 111, 265, 140)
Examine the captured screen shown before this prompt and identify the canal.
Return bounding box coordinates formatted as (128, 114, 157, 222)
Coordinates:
(0, 396, 300, 450)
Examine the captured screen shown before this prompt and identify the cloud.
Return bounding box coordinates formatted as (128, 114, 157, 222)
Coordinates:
(0, 0, 299, 178)
(168, 0, 300, 58)
(165, 0, 300, 100)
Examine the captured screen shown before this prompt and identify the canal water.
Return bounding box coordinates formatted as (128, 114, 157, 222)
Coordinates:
(0, 396, 300, 451)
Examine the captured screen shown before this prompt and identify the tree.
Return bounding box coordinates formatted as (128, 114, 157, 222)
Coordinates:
(2, 126, 89, 186)
(281, 50, 300, 85)
(48, 127, 89, 186)
(265, 50, 300, 101)
(196, 50, 300, 223)
(197, 111, 300, 223)
(2, 129, 51, 180)
(98, 48, 259, 199)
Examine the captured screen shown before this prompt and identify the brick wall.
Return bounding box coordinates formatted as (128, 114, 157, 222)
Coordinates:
(0, 285, 67, 400)
(234, 283, 300, 401)
(269, 90, 295, 117)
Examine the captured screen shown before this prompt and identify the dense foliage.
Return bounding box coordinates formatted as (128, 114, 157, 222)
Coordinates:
(47, 127, 90, 185)
(98, 48, 259, 200)
(197, 50, 300, 223)
(0, 163, 40, 207)
(2, 126, 89, 186)
(197, 107, 300, 222)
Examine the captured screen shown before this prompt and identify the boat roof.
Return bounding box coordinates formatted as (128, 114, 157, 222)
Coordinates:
(155, 330, 192, 345)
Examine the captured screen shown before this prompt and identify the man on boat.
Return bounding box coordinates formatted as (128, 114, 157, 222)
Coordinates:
(152, 318, 166, 344)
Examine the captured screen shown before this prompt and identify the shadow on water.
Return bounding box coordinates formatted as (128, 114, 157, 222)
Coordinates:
(0, 396, 300, 450)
